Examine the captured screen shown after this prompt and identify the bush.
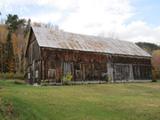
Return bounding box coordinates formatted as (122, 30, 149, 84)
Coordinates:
(152, 70, 159, 82)
(152, 79, 157, 82)
(62, 72, 73, 85)
(102, 73, 108, 82)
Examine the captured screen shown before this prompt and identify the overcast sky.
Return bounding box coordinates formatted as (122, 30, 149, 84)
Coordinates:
(0, 0, 160, 44)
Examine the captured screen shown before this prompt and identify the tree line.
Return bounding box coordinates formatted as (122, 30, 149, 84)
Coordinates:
(0, 13, 31, 74)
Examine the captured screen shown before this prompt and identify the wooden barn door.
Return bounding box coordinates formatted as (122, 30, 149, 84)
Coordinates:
(74, 63, 82, 81)
(113, 64, 130, 81)
(47, 61, 56, 82)
(81, 63, 93, 81)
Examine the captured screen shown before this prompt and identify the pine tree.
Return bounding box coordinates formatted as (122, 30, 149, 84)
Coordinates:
(4, 14, 26, 73)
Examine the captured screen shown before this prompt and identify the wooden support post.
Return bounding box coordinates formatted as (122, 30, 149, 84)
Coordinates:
(107, 62, 113, 82)
(129, 64, 134, 80)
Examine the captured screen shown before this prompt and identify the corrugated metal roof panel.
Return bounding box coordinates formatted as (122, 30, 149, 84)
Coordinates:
(32, 25, 151, 57)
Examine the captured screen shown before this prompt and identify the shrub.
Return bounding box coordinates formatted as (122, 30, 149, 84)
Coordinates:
(62, 72, 73, 85)
(102, 73, 108, 82)
(152, 79, 157, 82)
(152, 70, 159, 82)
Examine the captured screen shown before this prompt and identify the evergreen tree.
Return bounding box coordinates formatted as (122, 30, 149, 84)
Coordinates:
(5, 14, 26, 33)
(4, 14, 26, 73)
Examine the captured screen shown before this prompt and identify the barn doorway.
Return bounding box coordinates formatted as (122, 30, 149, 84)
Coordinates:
(113, 64, 130, 81)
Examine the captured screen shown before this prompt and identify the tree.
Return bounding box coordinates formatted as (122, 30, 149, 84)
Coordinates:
(5, 32, 13, 72)
(4, 14, 26, 73)
(136, 42, 160, 54)
(152, 50, 160, 80)
(0, 42, 4, 72)
(5, 14, 26, 33)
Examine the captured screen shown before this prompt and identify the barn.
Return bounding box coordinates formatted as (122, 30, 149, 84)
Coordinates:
(25, 24, 152, 84)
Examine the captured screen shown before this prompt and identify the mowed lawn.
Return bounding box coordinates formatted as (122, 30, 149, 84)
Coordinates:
(0, 80, 160, 120)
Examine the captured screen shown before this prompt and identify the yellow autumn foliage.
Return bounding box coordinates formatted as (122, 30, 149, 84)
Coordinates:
(152, 50, 160, 80)
(0, 25, 27, 73)
(0, 25, 8, 43)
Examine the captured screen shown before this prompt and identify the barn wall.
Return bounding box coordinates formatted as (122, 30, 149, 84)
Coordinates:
(26, 31, 41, 84)
(110, 56, 152, 81)
(41, 48, 108, 82)
(40, 48, 152, 83)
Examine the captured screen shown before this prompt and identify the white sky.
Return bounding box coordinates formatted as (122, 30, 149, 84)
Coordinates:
(0, 0, 160, 44)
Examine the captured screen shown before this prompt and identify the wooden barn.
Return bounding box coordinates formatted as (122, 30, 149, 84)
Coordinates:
(25, 25, 152, 84)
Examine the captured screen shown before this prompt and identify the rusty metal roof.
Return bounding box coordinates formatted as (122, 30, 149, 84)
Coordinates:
(32, 25, 151, 57)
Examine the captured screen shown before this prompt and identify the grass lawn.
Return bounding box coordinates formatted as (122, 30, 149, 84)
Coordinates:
(0, 80, 160, 120)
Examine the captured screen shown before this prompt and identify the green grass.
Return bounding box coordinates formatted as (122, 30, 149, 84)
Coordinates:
(0, 80, 160, 120)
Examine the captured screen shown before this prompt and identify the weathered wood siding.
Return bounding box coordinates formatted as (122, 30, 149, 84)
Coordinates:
(39, 48, 152, 83)
(26, 31, 41, 84)
(109, 56, 152, 81)
(41, 48, 108, 82)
